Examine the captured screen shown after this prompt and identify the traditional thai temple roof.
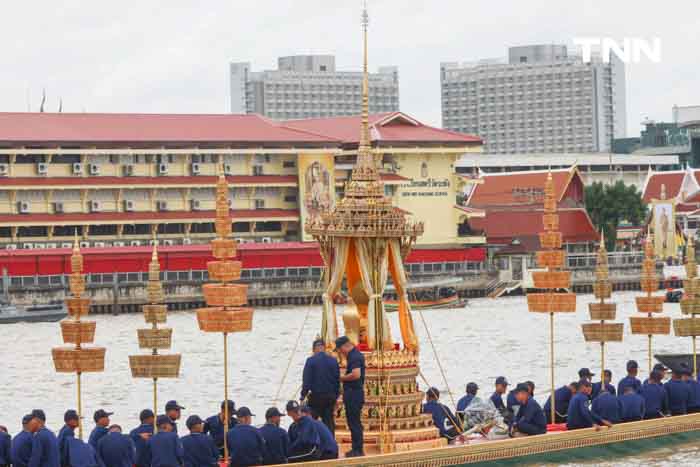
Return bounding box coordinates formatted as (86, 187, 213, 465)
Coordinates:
(641, 167, 700, 203)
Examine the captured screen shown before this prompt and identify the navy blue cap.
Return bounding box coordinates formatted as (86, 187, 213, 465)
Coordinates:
(466, 382, 478, 394)
(236, 407, 254, 417)
(286, 400, 301, 412)
(514, 383, 530, 393)
(335, 336, 351, 349)
(64, 410, 79, 422)
(22, 414, 34, 425)
(186, 415, 204, 430)
(265, 407, 285, 419)
(139, 409, 155, 422)
(603, 369, 612, 377)
(578, 368, 595, 378)
(653, 363, 668, 372)
(627, 360, 639, 370)
(495, 376, 509, 386)
(93, 409, 113, 423)
(427, 387, 440, 399)
(312, 338, 325, 349)
(156, 415, 171, 427)
(31, 409, 46, 422)
(165, 400, 184, 411)
(221, 400, 236, 413)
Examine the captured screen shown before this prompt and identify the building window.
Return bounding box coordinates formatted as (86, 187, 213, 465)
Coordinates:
(283, 160, 296, 168)
(255, 199, 265, 209)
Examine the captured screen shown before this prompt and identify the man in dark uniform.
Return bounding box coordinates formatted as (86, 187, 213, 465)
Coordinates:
(686, 368, 700, 413)
(665, 366, 692, 415)
(336, 336, 365, 458)
(203, 400, 237, 456)
(511, 383, 546, 436)
(619, 386, 646, 422)
(57, 410, 79, 467)
(28, 410, 60, 467)
(88, 410, 112, 450)
(96, 425, 135, 467)
(490, 376, 509, 412)
(0, 426, 10, 467)
(578, 368, 595, 384)
(591, 390, 622, 423)
(11, 415, 35, 467)
(543, 381, 579, 423)
(147, 415, 183, 467)
(129, 409, 154, 467)
(258, 408, 289, 465)
(422, 388, 459, 442)
(300, 406, 338, 460)
(227, 407, 265, 467)
(591, 370, 616, 399)
(165, 401, 184, 435)
(181, 415, 218, 467)
(285, 401, 320, 463)
(641, 371, 668, 419)
(618, 360, 642, 394)
(301, 339, 340, 434)
(65, 437, 99, 467)
(456, 382, 478, 418)
(566, 381, 612, 430)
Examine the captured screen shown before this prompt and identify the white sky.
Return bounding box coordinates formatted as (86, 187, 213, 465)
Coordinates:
(2, 0, 698, 136)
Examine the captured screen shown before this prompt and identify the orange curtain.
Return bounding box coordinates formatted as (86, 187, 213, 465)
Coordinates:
(388, 240, 418, 351)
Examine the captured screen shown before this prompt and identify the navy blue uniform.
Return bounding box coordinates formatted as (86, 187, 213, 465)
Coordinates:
(665, 379, 692, 415)
(591, 391, 622, 423)
(203, 415, 236, 454)
(10, 430, 33, 467)
(490, 392, 505, 411)
(543, 386, 573, 423)
(456, 394, 475, 414)
(87, 427, 108, 451)
(287, 416, 321, 462)
(310, 419, 338, 460)
(619, 392, 646, 422)
(258, 424, 289, 465)
(513, 398, 546, 435)
(56, 426, 74, 467)
(506, 390, 519, 412)
(66, 439, 99, 467)
(96, 432, 135, 467)
(566, 393, 602, 429)
(29, 427, 60, 467)
(617, 376, 642, 395)
(0, 431, 10, 466)
(343, 347, 365, 454)
(227, 425, 265, 467)
(687, 379, 700, 412)
(147, 431, 183, 467)
(422, 401, 458, 440)
(181, 433, 218, 467)
(640, 381, 668, 418)
(591, 382, 616, 399)
(129, 424, 153, 467)
(302, 352, 340, 434)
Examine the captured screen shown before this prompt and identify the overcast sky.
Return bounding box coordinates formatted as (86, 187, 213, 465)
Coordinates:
(2, 0, 698, 136)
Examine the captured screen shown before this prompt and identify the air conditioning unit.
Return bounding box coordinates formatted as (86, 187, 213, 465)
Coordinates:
(53, 202, 64, 213)
(89, 163, 100, 175)
(123, 200, 135, 212)
(17, 201, 29, 213)
(61, 243, 72, 248)
(72, 163, 83, 175)
(182, 238, 192, 245)
(5, 244, 17, 250)
(113, 241, 125, 247)
(130, 240, 141, 247)
(224, 164, 233, 175)
(37, 162, 48, 175)
(123, 164, 135, 176)
(156, 201, 168, 211)
(0, 163, 8, 176)
(190, 199, 201, 210)
(158, 163, 169, 175)
(262, 237, 272, 244)
(94, 242, 106, 248)
(90, 201, 101, 212)
(46, 243, 57, 249)
(191, 163, 201, 175)
(163, 240, 174, 246)
(80, 241, 90, 248)
(22, 243, 34, 249)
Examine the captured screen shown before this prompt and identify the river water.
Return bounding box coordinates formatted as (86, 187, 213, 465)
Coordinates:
(1, 291, 698, 465)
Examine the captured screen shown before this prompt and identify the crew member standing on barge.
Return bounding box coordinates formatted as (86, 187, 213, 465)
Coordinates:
(181, 416, 218, 467)
(301, 339, 340, 434)
(164, 402, 184, 435)
(57, 411, 79, 467)
(147, 416, 183, 467)
(28, 410, 60, 467)
(618, 360, 642, 394)
(130, 410, 154, 467)
(88, 410, 112, 450)
(336, 336, 365, 458)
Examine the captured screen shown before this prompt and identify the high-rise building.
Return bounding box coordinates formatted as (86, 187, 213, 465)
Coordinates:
(441, 44, 627, 154)
(230, 55, 399, 119)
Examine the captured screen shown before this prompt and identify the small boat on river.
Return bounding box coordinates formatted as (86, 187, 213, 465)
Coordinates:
(0, 300, 67, 324)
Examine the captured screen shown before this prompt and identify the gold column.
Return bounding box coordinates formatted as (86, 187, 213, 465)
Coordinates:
(674, 237, 700, 374)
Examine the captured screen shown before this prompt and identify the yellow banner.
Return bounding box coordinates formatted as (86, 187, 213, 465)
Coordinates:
(298, 153, 335, 242)
(652, 201, 676, 258)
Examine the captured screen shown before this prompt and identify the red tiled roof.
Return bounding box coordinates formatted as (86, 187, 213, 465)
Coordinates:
(467, 169, 575, 208)
(379, 173, 410, 182)
(283, 112, 482, 145)
(0, 209, 299, 224)
(2, 175, 298, 187)
(0, 112, 338, 143)
(468, 208, 598, 245)
(642, 171, 685, 202)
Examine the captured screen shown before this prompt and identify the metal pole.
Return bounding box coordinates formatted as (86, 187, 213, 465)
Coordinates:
(77, 372, 83, 440)
(223, 332, 229, 464)
(549, 312, 555, 424)
(153, 378, 158, 434)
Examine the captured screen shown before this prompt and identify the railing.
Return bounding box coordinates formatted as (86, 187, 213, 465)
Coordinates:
(566, 251, 645, 270)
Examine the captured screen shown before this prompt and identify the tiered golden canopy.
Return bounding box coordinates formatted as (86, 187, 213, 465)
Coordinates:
(51, 237, 106, 439)
(674, 238, 700, 373)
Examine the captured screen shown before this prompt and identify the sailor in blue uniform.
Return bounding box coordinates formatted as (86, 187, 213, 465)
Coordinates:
(336, 336, 366, 457)
(0, 425, 10, 467)
(619, 386, 646, 422)
(490, 376, 508, 412)
(57, 410, 79, 467)
(618, 360, 642, 394)
(591, 390, 622, 423)
(640, 371, 669, 419)
(285, 401, 321, 463)
(543, 382, 578, 423)
(456, 382, 478, 421)
(11, 415, 35, 467)
(300, 406, 338, 460)
(28, 410, 60, 467)
(591, 370, 616, 399)
(165, 401, 184, 435)
(227, 407, 265, 467)
(96, 425, 135, 467)
(422, 388, 459, 442)
(578, 368, 594, 384)
(686, 369, 700, 413)
(147, 415, 183, 467)
(88, 410, 112, 450)
(511, 383, 546, 436)
(65, 437, 99, 467)
(507, 381, 534, 415)
(258, 408, 289, 465)
(643, 364, 668, 384)
(566, 381, 612, 430)
(665, 367, 692, 415)
(301, 339, 340, 434)
(181, 415, 218, 467)
(203, 400, 237, 456)
(129, 409, 154, 467)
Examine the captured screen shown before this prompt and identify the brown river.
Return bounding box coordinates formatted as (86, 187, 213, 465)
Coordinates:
(1, 291, 698, 465)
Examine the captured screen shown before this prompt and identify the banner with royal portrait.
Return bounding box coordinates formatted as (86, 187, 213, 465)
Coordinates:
(652, 201, 676, 259)
(298, 153, 335, 241)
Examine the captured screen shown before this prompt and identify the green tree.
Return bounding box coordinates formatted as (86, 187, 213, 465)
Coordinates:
(585, 181, 647, 250)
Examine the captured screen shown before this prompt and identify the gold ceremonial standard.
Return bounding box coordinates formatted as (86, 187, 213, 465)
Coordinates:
(674, 237, 700, 374)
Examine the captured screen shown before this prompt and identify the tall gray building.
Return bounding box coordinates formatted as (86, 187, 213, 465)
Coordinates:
(441, 44, 627, 153)
(230, 55, 399, 119)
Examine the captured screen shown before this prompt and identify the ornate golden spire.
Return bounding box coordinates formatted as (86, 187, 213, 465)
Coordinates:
(674, 236, 700, 373)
